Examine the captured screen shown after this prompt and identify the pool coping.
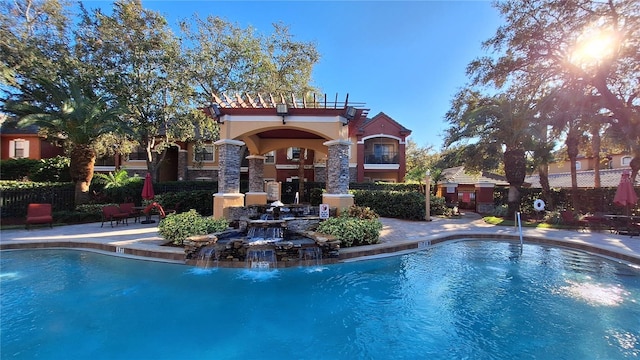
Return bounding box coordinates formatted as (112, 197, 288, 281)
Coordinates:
(2, 215, 639, 266)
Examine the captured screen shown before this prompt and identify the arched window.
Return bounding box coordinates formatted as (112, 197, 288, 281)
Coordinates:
(621, 156, 632, 167)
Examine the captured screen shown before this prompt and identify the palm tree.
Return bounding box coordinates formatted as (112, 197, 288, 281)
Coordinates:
(3, 77, 127, 205)
(93, 169, 140, 189)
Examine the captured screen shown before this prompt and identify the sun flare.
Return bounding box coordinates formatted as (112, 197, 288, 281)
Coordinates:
(570, 24, 619, 66)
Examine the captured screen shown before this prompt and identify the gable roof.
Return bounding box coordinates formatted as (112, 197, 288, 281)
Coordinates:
(0, 117, 39, 135)
(360, 112, 411, 135)
(525, 168, 638, 188)
(439, 166, 509, 186)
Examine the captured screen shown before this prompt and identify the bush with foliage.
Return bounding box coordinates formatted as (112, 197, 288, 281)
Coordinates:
(342, 205, 379, 220)
(93, 169, 142, 189)
(158, 209, 229, 245)
(0, 158, 39, 180)
(154, 190, 214, 216)
(351, 189, 446, 220)
(30, 156, 71, 182)
(316, 208, 383, 247)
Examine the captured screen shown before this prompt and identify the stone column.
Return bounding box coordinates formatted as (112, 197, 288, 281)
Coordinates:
(322, 139, 354, 213)
(213, 139, 245, 219)
(245, 155, 267, 206)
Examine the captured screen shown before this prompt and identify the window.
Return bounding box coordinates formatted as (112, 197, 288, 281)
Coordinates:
(9, 139, 29, 158)
(194, 144, 215, 162)
(127, 146, 146, 161)
(575, 161, 582, 170)
(286, 147, 307, 161)
(621, 156, 632, 167)
(264, 151, 275, 164)
(95, 155, 115, 166)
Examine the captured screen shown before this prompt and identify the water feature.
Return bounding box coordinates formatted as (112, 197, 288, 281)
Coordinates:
(186, 205, 337, 269)
(2, 241, 639, 359)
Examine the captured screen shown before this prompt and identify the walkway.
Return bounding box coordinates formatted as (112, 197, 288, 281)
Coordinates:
(1, 213, 639, 265)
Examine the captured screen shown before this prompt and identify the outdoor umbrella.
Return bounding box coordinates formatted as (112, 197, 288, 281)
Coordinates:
(142, 173, 155, 201)
(613, 170, 638, 214)
(141, 173, 156, 224)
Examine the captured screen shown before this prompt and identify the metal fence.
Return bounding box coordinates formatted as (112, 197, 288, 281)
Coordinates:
(1, 185, 76, 218)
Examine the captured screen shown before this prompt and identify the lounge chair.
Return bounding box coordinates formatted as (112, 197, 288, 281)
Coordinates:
(101, 205, 130, 227)
(25, 203, 53, 229)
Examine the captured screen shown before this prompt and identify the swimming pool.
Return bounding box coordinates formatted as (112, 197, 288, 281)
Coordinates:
(1, 240, 639, 359)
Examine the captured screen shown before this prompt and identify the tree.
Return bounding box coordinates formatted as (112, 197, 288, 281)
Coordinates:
(2, 77, 127, 204)
(469, 0, 640, 183)
(444, 89, 536, 217)
(179, 16, 320, 99)
(76, 0, 199, 181)
(0, 0, 76, 94)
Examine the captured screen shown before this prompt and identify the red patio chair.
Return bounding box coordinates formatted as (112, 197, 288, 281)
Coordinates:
(101, 205, 130, 228)
(119, 203, 141, 223)
(561, 210, 587, 231)
(25, 203, 53, 229)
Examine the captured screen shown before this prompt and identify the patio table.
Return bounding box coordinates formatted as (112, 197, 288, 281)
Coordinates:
(603, 215, 640, 237)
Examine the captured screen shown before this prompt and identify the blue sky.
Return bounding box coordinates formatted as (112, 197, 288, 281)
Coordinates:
(82, 1, 504, 150)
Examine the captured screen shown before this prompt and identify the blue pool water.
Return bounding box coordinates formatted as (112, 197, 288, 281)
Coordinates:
(1, 241, 639, 359)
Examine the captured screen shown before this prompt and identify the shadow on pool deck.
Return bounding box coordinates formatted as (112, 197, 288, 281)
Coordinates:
(1, 212, 639, 265)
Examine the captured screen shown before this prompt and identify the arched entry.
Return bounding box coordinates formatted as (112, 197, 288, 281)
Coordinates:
(207, 93, 367, 219)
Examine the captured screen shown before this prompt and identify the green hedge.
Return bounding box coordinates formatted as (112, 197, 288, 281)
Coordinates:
(0, 156, 70, 182)
(351, 189, 447, 220)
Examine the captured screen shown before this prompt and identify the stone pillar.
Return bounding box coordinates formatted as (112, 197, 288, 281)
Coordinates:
(475, 182, 495, 214)
(245, 155, 267, 206)
(322, 139, 354, 213)
(213, 139, 245, 219)
(177, 149, 188, 181)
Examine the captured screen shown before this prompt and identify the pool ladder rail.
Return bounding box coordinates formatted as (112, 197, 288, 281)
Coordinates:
(515, 212, 524, 251)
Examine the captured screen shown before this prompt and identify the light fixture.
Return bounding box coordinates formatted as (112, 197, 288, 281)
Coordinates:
(209, 103, 223, 123)
(341, 106, 357, 126)
(276, 103, 289, 124)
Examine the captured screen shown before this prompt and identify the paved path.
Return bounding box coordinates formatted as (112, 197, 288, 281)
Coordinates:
(1, 213, 639, 265)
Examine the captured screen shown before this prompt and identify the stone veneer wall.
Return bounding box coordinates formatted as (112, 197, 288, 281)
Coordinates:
(217, 142, 243, 193)
(326, 143, 350, 194)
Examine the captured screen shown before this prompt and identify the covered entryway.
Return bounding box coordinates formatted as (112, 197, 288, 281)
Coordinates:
(206, 93, 366, 219)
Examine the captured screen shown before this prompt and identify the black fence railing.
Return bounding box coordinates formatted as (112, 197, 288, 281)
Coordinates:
(363, 151, 399, 164)
(1, 185, 75, 218)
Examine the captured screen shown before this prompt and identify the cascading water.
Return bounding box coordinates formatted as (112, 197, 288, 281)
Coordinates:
(195, 245, 219, 268)
(246, 247, 277, 269)
(299, 247, 322, 266)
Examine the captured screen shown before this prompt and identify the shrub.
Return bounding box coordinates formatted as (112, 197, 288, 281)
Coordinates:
(30, 156, 71, 182)
(351, 189, 446, 220)
(316, 214, 383, 247)
(158, 209, 229, 245)
(0, 158, 40, 180)
(343, 205, 379, 220)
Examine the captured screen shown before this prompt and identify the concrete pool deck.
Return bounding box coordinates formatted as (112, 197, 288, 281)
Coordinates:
(1, 213, 639, 265)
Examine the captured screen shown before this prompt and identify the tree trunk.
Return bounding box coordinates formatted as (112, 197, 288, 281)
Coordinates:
(566, 134, 580, 211)
(537, 163, 552, 208)
(591, 128, 601, 188)
(503, 148, 526, 218)
(631, 156, 640, 185)
(69, 144, 96, 205)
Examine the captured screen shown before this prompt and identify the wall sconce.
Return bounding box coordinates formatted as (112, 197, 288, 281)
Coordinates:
(341, 106, 356, 126)
(209, 103, 223, 123)
(276, 103, 289, 124)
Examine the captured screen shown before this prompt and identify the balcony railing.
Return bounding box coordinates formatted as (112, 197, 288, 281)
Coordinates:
(364, 151, 399, 164)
